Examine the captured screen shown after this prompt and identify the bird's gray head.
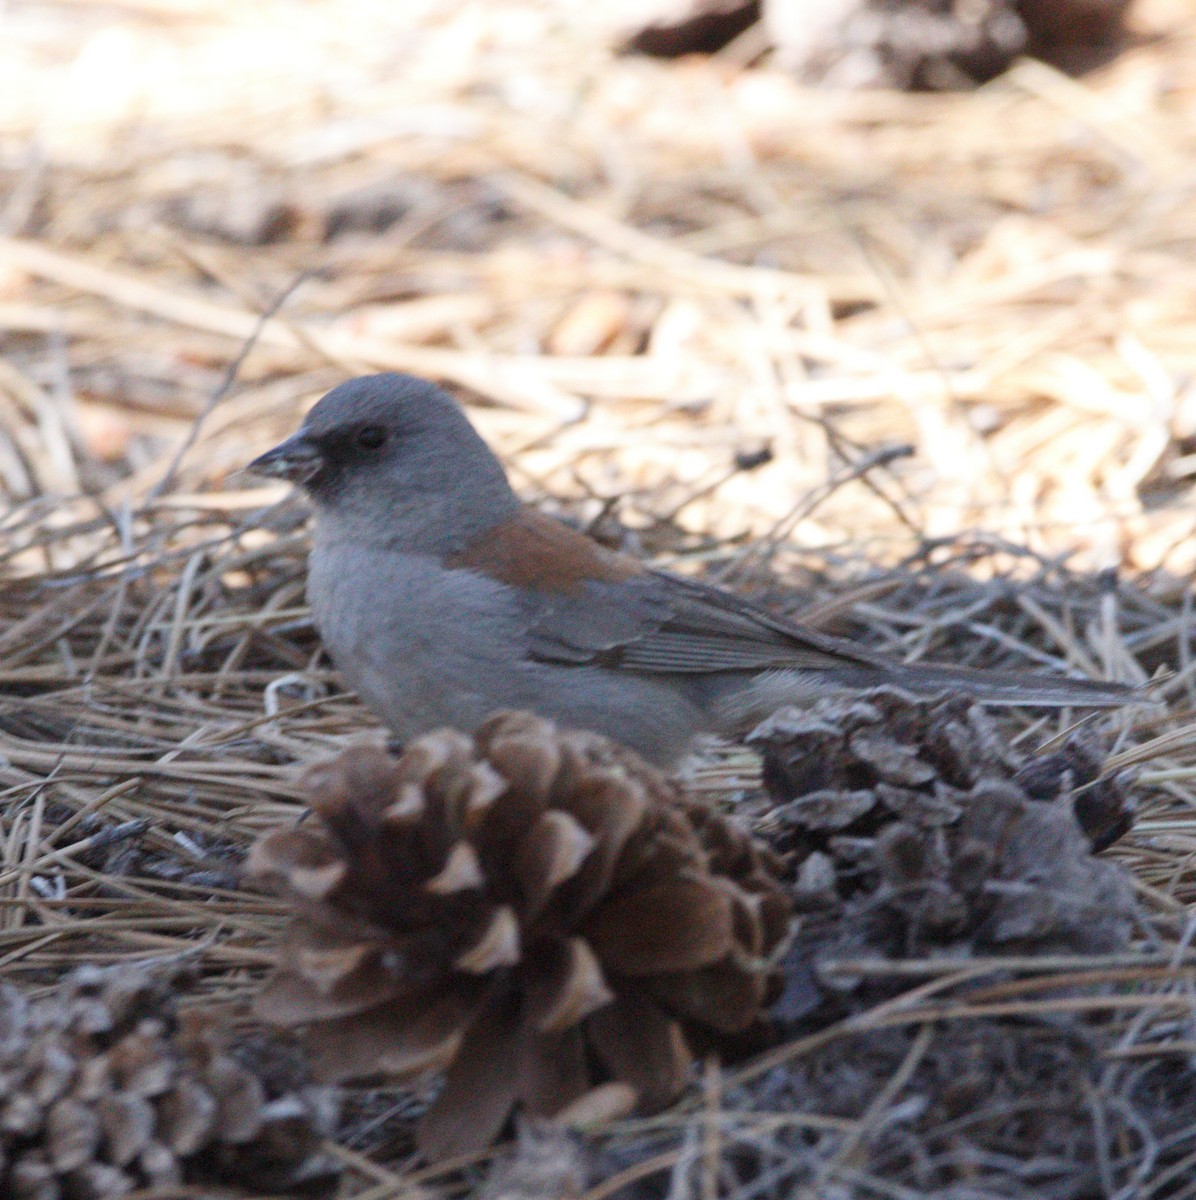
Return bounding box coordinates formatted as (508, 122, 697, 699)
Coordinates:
(248, 373, 519, 552)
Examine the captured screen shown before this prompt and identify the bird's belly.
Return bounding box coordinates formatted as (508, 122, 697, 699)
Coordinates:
(308, 549, 529, 739)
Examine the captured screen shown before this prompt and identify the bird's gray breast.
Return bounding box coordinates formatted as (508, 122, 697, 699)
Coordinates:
(307, 542, 531, 738)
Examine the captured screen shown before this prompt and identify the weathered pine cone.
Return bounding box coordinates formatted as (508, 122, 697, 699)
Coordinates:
(756, 689, 1135, 854)
(248, 711, 792, 1161)
(752, 691, 1139, 1007)
(0, 963, 338, 1199)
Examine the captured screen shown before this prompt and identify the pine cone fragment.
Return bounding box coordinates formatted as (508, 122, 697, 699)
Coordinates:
(0, 964, 338, 1199)
(248, 712, 792, 1161)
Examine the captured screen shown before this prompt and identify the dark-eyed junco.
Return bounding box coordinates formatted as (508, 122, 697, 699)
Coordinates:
(249, 373, 1133, 765)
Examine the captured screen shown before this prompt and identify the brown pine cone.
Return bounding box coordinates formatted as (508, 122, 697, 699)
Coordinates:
(0, 963, 339, 1199)
(247, 711, 792, 1161)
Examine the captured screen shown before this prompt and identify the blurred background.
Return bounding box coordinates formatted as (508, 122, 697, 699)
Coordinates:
(3, 0, 1194, 584)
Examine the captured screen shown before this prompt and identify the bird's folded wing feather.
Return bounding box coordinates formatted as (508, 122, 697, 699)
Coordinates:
(522, 570, 885, 674)
(448, 506, 887, 674)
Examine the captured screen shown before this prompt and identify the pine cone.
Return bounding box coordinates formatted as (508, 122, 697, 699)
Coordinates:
(0, 963, 339, 1199)
(756, 690, 1135, 852)
(248, 711, 792, 1161)
(751, 690, 1140, 1013)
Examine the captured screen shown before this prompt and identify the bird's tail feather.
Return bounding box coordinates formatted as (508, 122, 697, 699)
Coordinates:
(870, 661, 1138, 708)
(714, 661, 1143, 734)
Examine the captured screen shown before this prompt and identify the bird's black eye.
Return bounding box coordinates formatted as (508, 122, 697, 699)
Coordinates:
(355, 425, 386, 451)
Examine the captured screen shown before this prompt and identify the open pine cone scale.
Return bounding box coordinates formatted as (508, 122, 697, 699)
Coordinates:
(248, 711, 792, 1161)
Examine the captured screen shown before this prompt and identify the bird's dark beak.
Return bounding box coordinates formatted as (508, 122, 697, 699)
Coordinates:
(247, 434, 324, 485)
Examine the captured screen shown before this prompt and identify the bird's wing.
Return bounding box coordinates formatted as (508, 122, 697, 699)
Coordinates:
(522, 567, 885, 674)
(448, 506, 885, 675)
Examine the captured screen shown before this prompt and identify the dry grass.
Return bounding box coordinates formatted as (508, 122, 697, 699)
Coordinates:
(4, 0, 1196, 1195)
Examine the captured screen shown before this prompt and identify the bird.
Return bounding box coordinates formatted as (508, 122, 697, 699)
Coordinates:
(248, 373, 1135, 766)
